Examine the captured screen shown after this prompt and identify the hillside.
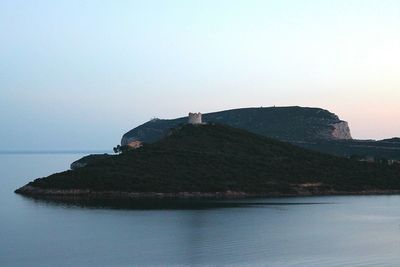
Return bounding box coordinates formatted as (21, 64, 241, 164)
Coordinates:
(121, 106, 352, 145)
(16, 124, 400, 198)
(299, 139, 400, 160)
(121, 106, 400, 160)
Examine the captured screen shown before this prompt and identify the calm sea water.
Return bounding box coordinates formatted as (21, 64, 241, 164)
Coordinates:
(1, 153, 400, 266)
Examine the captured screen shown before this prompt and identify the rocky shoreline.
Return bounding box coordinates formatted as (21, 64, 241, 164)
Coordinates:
(14, 185, 400, 200)
(14, 185, 249, 199)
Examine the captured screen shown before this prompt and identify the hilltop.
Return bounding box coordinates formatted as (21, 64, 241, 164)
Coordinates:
(16, 124, 400, 198)
(122, 106, 400, 160)
(122, 106, 352, 145)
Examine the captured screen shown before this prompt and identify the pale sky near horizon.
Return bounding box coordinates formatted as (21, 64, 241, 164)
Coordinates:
(1, 0, 399, 150)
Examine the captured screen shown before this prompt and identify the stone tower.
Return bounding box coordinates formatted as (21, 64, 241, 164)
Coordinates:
(188, 112, 202, 124)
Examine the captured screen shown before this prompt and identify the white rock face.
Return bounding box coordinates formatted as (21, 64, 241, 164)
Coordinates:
(121, 137, 140, 147)
(188, 112, 202, 124)
(331, 121, 352, 139)
(127, 140, 142, 149)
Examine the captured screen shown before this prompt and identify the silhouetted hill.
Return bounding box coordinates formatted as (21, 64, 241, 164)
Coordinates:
(16, 124, 400, 197)
(299, 139, 400, 160)
(121, 106, 351, 145)
(380, 138, 400, 143)
(121, 106, 400, 160)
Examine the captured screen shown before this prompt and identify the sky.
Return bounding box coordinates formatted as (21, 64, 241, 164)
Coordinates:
(1, 0, 399, 150)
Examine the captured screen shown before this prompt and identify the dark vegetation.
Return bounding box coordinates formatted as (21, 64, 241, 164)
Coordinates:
(22, 124, 400, 195)
(113, 145, 128, 154)
(122, 106, 400, 160)
(298, 139, 400, 160)
(122, 106, 344, 143)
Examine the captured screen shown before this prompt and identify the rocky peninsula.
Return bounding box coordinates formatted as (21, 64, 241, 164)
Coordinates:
(15, 124, 400, 199)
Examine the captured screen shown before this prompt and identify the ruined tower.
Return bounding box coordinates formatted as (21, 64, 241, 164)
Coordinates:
(188, 112, 202, 124)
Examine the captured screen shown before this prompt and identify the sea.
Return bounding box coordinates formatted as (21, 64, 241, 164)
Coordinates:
(1, 152, 400, 267)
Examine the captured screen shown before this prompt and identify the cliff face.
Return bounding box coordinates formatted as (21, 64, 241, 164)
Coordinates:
(121, 106, 352, 145)
(330, 122, 352, 140)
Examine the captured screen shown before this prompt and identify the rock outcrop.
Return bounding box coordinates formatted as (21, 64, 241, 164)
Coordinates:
(331, 121, 352, 140)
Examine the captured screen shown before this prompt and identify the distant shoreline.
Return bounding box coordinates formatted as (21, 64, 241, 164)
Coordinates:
(0, 150, 110, 155)
(15, 185, 400, 199)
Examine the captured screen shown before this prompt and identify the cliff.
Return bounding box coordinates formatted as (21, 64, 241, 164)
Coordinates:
(331, 122, 352, 140)
(121, 106, 400, 160)
(121, 106, 352, 146)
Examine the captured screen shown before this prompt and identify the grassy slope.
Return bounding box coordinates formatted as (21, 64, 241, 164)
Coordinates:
(27, 124, 400, 194)
(122, 106, 340, 143)
(123, 107, 400, 160)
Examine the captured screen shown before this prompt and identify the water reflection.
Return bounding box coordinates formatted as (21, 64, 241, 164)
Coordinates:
(17, 194, 333, 210)
(4, 154, 400, 266)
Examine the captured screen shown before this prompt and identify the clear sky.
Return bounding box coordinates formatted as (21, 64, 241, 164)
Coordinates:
(1, 0, 399, 150)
